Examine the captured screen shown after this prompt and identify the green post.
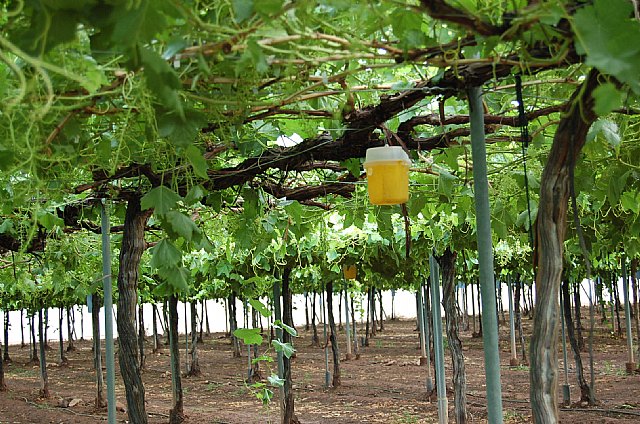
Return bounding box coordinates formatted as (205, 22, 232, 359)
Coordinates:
(429, 255, 448, 424)
(469, 86, 504, 423)
(417, 285, 427, 362)
(423, 283, 433, 391)
(100, 200, 116, 424)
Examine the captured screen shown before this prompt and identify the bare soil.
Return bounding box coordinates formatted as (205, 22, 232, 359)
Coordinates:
(1, 315, 639, 423)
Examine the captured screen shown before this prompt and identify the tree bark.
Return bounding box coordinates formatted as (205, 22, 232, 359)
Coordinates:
(168, 295, 185, 424)
(515, 277, 527, 363)
(58, 308, 68, 365)
(92, 293, 106, 408)
(438, 248, 467, 423)
(529, 69, 599, 423)
(613, 275, 623, 336)
(304, 293, 310, 331)
(282, 267, 299, 424)
(30, 314, 38, 363)
(66, 307, 75, 352)
(38, 309, 50, 398)
(138, 303, 146, 371)
(229, 293, 241, 358)
(562, 279, 590, 401)
(198, 300, 205, 343)
(573, 281, 584, 351)
(326, 280, 341, 387)
(378, 290, 384, 331)
(152, 303, 160, 353)
(631, 259, 640, 367)
(0, 329, 5, 391)
(116, 195, 150, 424)
(311, 291, 320, 347)
(3, 311, 10, 362)
(188, 301, 201, 376)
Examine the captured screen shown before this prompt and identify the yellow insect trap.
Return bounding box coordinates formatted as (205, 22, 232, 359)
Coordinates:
(363, 145, 411, 205)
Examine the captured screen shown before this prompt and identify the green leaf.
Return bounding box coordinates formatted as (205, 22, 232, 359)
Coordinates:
(163, 211, 200, 241)
(37, 211, 64, 230)
(593, 83, 624, 116)
(271, 339, 295, 358)
(254, 0, 283, 16)
(438, 170, 456, 199)
(0, 219, 13, 234)
(140, 48, 184, 119)
(273, 320, 297, 337)
(233, 0, 254, 23)
(185, 145, 209, 179)
(573, 0, 640, 93)
(110, 0, 174, 48)
(620, 191, 640, 214)
(159, 266, 190, 293)
(141, 186, 182, 214)
(184, 185, 207, 205)
(150, 239, 182, 269)
(249, 298, 272, 318)
(234, 327, 263, 345)
(267, 374, 284, 387)
(340, 158, 361, 178)
(242, 188, 260, 220)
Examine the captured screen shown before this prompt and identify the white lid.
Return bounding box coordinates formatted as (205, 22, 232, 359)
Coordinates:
(364, 145, 411, 165)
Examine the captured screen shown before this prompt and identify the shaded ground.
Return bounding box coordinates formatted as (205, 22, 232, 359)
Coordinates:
(1, 314, 639, 423)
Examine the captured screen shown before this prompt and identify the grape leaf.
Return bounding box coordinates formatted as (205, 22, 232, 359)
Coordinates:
(234, 328, 263, 345)
(141, 186, 182, 214)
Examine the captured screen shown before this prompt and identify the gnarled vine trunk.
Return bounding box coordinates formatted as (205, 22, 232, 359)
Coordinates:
(188, 301, 201, 376)
(326, 280, 341, 387)
(168, 295, 185, 424)
(529, 69, 599, 423)
(138, 303, 146, 371)
(562, 279, 590, 402)
(438, 248, 467, 423)
(91, 293, 106, 408)
(282, 267, 299, 424)
(58, 308, 67, 365)
(38, 309, 50, 398)
(0, 331, 5, 391)
(116, 195, 150, 424)
(3, 311, 10, 362)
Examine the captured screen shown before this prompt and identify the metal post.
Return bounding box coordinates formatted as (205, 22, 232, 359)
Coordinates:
(622, 257, 635, 373)
(417, 285, 428, 364)
(429, 255, 448, 424)
(469, 86, 504, 423)
(508, 277, 518, 366)
(100, 201, 116, 424)
(423, 283, 433, 392)
(560, 289, 571, 405)
(344, 287, 352, 360)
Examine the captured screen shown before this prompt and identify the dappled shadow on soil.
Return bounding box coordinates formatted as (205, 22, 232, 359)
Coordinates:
(1, 314, 640, 423)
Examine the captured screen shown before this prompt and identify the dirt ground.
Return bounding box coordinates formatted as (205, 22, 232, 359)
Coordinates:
(1, 314, 640, 423)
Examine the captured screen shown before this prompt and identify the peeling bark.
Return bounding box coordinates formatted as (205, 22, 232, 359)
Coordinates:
(437, 248, 467, 423)
(116, 195, 150, 424)
(282, 267, 299, 424)
(92, 293, 106, 408)
(529, 69, 600, 423)
(168, 295, 185, 424)
(562, 279, 590, 402)
(326, 280, 341, 387)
